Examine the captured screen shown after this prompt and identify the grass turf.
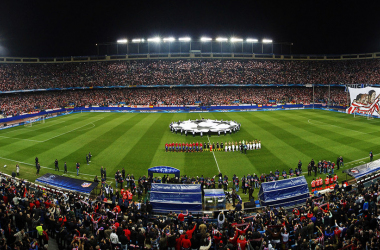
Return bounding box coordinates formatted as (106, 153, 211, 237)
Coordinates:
(0, 109, 378, 201)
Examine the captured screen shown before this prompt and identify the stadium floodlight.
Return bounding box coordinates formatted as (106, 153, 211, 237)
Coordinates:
(200, 37, 212, 42)
(230, 37, 243, 43)
(163, 37, 175, 42)
(147, 37, 161, 43)
(117, 39, 128, 44)
(178, 37, 191, 42)
(246, 38, 259, 43)
(132, 39, 144, 43)
(262, 39, 273, 43)
(216, 37, 228, 42)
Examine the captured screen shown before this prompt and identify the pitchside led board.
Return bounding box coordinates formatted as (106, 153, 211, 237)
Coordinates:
(347, 87, 380, 116)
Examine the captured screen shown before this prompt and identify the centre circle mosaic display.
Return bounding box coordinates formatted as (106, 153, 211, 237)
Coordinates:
(169, 119, 240, 135)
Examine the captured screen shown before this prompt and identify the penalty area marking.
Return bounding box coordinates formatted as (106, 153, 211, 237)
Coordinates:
(0, 118, 67, 135)
(0, 117, 104, 143)
(199, 114, 221, 173)
(41, 117, 105, 142)
(0, 136, 43, 143)
(77, 123, 96, 132)
(307, 119, 367, 135)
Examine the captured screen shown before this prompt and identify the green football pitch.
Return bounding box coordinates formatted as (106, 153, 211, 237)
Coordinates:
(0, 109, 379, 201)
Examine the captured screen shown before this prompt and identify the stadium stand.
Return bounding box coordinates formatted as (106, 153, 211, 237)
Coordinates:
(0, 169, 377, 250)
(0, 59, 379, 91)
(0, 87, 346, 117)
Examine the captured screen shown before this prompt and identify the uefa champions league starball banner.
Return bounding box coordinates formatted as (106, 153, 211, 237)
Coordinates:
(347, 87, 380, 116)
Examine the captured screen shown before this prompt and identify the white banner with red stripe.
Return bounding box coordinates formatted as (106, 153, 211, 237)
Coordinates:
(347, 87, 380, 116)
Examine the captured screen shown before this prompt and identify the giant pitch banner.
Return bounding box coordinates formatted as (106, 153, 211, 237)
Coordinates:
(347, 87, 380, 115)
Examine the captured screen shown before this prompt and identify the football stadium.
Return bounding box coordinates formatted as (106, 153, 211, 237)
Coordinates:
(1, 2, 380, 249)
(1, 52, 380, 249)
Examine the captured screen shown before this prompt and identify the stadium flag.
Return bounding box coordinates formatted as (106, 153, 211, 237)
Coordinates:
(347, 87, 380, 116)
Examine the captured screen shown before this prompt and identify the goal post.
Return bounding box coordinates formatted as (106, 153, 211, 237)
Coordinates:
(24, 116, 45, 127)
(353, 111, 375, 120)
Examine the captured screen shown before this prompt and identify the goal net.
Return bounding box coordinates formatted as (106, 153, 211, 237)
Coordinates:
(353, 112, 374, 120)
(24, 117, 45, 127)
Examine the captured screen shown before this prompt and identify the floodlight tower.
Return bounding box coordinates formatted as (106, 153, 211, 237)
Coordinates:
(147, 37, 161, 54)
(200, 37, 212, 53)
(230, 37, 243, 53)
(216, 37, 228, 53)
(132, 39, 144, 54)
(246, 38, 258, 54)
(262, 39, 273, 54)
(163, 37, 175, 54)
(179, 37, 191, 53)
(116, 39, 128, 54)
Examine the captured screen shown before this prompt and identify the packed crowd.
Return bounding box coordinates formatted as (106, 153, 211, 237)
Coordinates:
(1, 164, 379, 250)
(0, 59, 380, 91)
(0, 87, 346, 116)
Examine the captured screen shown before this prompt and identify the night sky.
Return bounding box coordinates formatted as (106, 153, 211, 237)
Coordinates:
(1, 0, 380, 57)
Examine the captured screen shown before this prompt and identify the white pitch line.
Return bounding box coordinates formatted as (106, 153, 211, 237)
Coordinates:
(41, 117, 105, 142)
(199, 114, 220, 173)
(0, 156, 97, 177)
(77, 123, 95, 131)
(0, 117, 103, 143)
(0, 135, 43, 142)
(343, 153, 380, 166)
(307, 119, 367, 135)
(0, 118, 67, 135)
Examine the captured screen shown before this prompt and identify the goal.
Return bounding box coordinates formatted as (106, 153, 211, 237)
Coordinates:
(24, 116, 45, 127)
(353, 112, 374, 120)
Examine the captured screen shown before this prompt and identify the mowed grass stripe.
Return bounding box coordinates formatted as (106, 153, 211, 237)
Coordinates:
(0, 113, 102, 158)
(150, 113, 193, 174)
(229, 112, 294, 172)
(3, 113, 118, 169)
(56, 113, 144, 175)
(157, 113, 225, 177)
(0, 113, 101, 152)
(255, 111, 338, 159)
(0, 112, 95, 141)
(204, 112, 261, 177)
(21, 113, 104, 141)
(0, 113, 74, 138)
(260, 111, 376, 183)
(184, 113, 220, 176)
(114, 114, 169, 177)
(93, 114, 163, 175)
(272, 111, 373, 159)
(307, 110, 380, 147)
(297, 109, 380, 135)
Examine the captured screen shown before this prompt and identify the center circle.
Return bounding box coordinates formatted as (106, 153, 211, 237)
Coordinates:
(169, 119, 240, 134)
